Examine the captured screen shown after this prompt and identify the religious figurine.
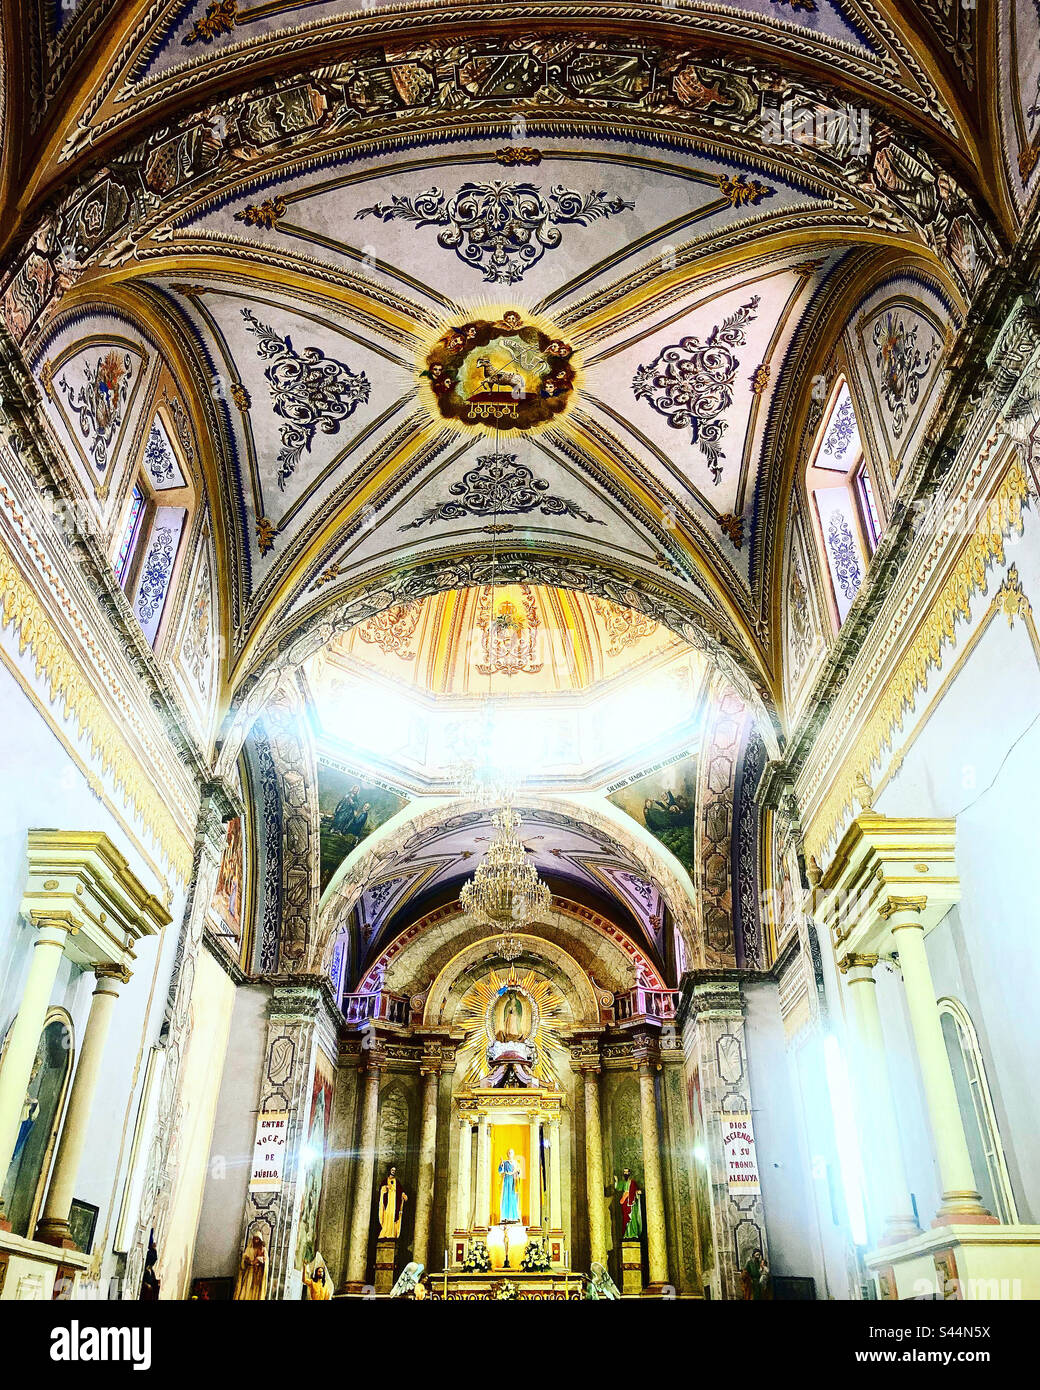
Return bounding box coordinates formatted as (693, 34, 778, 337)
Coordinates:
(389, 1261, 424, 1298)
(614, 1168, 643, 1239)
(233, 1233, 268, 1300)
(741, 1247, 771, 1300)
(377, 1166, 408, 1238)
(484, 984, 540, 1087)
(498, 1148, 522, 1223)
(140, 1230, 160, 1301)
(302, 1251, 333, 1301)
(587, 1262, 622, 1300)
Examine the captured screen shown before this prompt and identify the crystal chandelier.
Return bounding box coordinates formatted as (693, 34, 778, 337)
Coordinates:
(459, 807, 552, 930)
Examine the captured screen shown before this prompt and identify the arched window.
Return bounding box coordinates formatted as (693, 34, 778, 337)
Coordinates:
(938, 998, 1018, 1224)
(805, 379, 883, 629)
(111, 408, 193, 648)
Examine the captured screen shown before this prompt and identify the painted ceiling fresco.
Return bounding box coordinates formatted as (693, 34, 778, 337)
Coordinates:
(0, 3, 1030, 728)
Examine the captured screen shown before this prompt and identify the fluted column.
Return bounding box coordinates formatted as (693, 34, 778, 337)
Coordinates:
(579, 1055, 607, 1267)
(0, 916, 71, 1185)
(37, 967, 126, 1245)
(528, 1116, 541, 1229)
(475, 1114, 491, 1229)
(635, 1038, 669, 1288)
(455, 1117, 473, 1237)
(548, 1116, 563, 1231)
(345, 1050, 383, 1285)
(411, 1055, 441, 1269)
(891, 913, 996, 1225)
(840, 953, 921, 1245)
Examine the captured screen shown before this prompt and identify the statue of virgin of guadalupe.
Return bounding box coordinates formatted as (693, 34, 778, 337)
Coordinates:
(498, 1148, 522, 1223)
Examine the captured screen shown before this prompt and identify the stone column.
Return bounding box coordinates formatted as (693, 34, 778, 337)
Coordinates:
(0, 916, 71, 1184)
(411, 1052, 441, 1269)
(635, 1035, 669, 1290)
(890, 913, 996, 1225)
(37, 967, 126, 1245)
(681, 978, 768, 1299)
(528, 1115, 541, 1229)
(578, 1052, 607, 1268)
(455, 1116, 473, 1238)
(548, 1117, 563, 1231)
(475, 1114, 491, 1229)
(840, 954, 920, 1244)
(345, 1049, 383, 1285)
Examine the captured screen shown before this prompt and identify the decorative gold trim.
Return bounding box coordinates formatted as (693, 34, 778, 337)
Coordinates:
(805, 461, 1030, 864)
(838, 951, 879, 973)
(878, 895, 928, 920)
(0, 535, 193, 880)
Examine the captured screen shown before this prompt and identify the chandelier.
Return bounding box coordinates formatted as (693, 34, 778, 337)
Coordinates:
(459, 807, 552, 931)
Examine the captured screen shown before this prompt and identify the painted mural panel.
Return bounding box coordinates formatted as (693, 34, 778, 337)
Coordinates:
(608, 755, 697, 877)
(32, 313, 155, 528)
(208, 816, 244, 948)
(317, 761, 409, 892)
(295, 1047, 335, 1271)
(846, 278, 956, 489)
(0, 1014, 73, 1237)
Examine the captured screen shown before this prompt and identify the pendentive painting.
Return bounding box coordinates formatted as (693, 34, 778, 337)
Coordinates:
(317, 762, 409, 892)
(608, 756, 698, 877)
(208, 817, 244, 947)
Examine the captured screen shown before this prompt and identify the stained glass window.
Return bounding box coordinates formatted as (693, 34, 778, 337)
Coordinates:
(115, 484, 145, 586)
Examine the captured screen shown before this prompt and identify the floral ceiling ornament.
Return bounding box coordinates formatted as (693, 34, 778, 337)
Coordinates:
(826, 511, 862, 601)
(355, 180, 634, 284)
(355, 602, 421, 659)
(420, 311, 576, 432)
(872, 310, 937, 438)
(143, 421, 177, 486)
(402, 450, 599, 529)
(241, 308, 371, 488)
(134, 525, 176, 622)
(590, 596, 659, 655)
(477, 585, 543, 678)
(632, 296, 760, 483)
(714, 174, 775, 208)
(56, 347, 135, 474)
(821, 393, 858, 459)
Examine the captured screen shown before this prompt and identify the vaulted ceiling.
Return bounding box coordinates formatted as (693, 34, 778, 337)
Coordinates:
(1, 1, 1034, 727)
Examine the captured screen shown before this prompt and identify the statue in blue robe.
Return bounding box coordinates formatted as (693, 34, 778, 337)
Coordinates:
(498, 1149, 521, 1223)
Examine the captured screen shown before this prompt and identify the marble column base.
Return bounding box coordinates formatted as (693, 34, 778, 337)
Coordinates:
(621, 1239, 643, 1296)
(374, 1237, 398, 1295)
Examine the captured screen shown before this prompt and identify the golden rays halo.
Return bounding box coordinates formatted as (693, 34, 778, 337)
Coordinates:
(457, 965, 566, 1089)
(415, 300, 583, 438)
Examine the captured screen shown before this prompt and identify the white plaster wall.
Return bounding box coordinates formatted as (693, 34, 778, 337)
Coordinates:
(190, 982, 269, 1284)
(0, 659, 188, 1285)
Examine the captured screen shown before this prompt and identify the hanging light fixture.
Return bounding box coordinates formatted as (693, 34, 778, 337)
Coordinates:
(459, 806, 552, 931)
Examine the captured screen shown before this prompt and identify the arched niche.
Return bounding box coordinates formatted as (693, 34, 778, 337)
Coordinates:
(423, 933, 600, 1029)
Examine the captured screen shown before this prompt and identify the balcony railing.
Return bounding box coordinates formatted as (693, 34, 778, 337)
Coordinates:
(613, 986, 679, 1024)
(342, 990, 410, 1027)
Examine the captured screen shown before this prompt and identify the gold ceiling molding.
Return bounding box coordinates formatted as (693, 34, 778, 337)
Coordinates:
(803, 458, 1030, 867)
(0, 533, 194, 881)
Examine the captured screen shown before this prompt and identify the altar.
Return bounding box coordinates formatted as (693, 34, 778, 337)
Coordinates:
(451, 1087, 569, 1272)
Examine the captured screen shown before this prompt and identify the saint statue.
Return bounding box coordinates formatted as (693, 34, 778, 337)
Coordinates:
(741, 1247, 771, 1301)
(377, 1166, 408, 1239)
(233, 1234, 268, 1301)
(614, 1168, 642, 1240)
(302, 1251, 333, 1301)
(498, 1148, 522, 1224)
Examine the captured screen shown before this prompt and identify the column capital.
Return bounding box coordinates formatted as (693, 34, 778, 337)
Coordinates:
(838, 951, 880, 975)
(878, 896, 928, 922)
(27, 909, 79, 936)
(95, 963, 131, 985)
(632, 1031, 662, 1072)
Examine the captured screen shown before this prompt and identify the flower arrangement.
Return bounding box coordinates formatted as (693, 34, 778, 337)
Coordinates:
(519, 1239, 552, 1272)
(462, 1240, 491, 1273)
(494, 1279, 519, 1300)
